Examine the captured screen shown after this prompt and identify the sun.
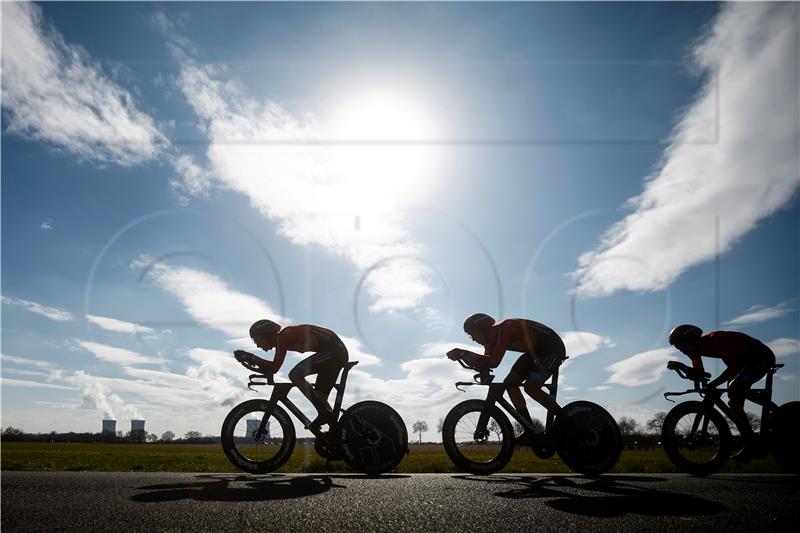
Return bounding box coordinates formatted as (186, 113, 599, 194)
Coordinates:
(324, 85, 442, 213)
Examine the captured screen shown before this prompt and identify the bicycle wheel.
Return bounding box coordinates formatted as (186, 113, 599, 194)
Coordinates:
(771, 401, 800, 475)
(442, 399, 514, 475)
(554, 401, 621, 476)
(336, 401, 408, 475)
(221, 399, 295, 474)
(662, 400, 731, 476)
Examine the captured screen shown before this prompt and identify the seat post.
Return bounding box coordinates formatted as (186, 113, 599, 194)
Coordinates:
(333, 361, 358, 414)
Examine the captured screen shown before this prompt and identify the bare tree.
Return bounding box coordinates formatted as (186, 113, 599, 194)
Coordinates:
(436, 418, 444, 434)
(146, 433, 158, 443)
(745, 412, 761, 432)
(617, 416, 639, 437)
(412, 420, 428, 444)
(488, 420, 502, 441)
(184, 430, 202, 441)
(646, 412, 667, 434)
(161, 430, 175, 442)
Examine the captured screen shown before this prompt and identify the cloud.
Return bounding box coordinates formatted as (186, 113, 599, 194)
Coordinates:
(1, 2, 168, 165)
(724, 302, 794, 327)
(132, 256, 285, 338)
(561, 331, 615, 359)
(76, 340, 162, 366)
(86, 314, 155, 334)
(573, 3, 799, 297)
(606, 347, 676, 386)
(1, 378, 76, 391)
(39, 219, 53, 231)
(1, 296, 73, 322)
(1, 354, 52, 368)
(767, 338, 800, 358)
(64, 371, 144, 420)
(151, 11, 438, 313)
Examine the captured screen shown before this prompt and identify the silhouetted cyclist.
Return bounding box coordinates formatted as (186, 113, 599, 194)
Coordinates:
(449, 314, 567, 445)
(244, 320, 349, 430)
(668, 324, 776, 461)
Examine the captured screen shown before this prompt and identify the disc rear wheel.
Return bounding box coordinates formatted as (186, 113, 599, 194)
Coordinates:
(336, 400, 408, 475)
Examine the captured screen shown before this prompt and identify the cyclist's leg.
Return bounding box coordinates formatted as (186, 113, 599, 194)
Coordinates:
(288, 352, 343, 422)
(314, 349, 348, 408)
(505, 354, 535, 425)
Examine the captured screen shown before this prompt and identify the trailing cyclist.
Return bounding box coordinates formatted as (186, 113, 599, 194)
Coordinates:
(668, 324, 776, 461)
(449, 313, 567, 445)
(241, 319, 349, 430)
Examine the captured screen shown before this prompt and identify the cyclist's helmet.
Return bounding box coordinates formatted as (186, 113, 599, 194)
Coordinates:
(463, 313, 496, 334)
(249, 319, 280, 340)
(668, 324, 702, 346)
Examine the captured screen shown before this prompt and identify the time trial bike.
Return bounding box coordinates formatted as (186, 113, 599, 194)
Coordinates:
(661, 360, 799, 476)
(221, 350, 408, 475)
(442, 350, 622, 476)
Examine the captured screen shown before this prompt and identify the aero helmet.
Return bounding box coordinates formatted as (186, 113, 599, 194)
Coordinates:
(249, 319, 280, 339)
(463, 313, 496, 333)
(668, 324, 702, 346)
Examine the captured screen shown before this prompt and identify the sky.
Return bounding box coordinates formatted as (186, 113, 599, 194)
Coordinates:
(1, 1, 798, 439)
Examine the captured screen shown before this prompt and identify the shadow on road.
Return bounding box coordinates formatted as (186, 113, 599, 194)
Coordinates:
(131, 474, 343, 503)
(455, 474, 728, 518)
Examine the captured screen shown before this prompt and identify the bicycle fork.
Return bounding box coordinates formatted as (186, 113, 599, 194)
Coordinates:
(475, 384, 507, 440)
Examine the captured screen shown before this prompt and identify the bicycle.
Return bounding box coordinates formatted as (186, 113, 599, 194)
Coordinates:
(661, 360, 800, 476)
(221, 350, 409, 475)
(441, 352, 622, 476)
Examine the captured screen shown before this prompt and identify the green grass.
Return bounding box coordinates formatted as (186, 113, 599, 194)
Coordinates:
(1, 442, 788, 474)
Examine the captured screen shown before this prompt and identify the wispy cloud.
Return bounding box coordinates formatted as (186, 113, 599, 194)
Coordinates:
(1, 2, 168, 165)
(562, 331, 615, 359)
(132, 256, 285, 338)
(1, 378, 76, 391)
(1, 354, 52, 368)
(150, 11, 438, 313)
(606, 347, 675, 386)
(573, 3, 799, 297)
(767, 338, 800, 358)
(86, 314, 155, 334)
(39, 219, 53, 231)
(76, 340, 162, 366)
(1, 296, 73, 322)
(724, 302, 794, 327)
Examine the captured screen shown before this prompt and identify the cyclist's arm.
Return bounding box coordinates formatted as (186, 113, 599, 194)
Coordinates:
(688, 354, 705, 374)
(272, 327, 303, 372)
(483, 326, 511, 368)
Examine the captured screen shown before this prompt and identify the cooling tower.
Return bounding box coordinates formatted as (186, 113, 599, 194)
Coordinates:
(130, 420, 146, 442)
(246, 419, 270, 440)
(131, 420, 145, 432)
(102, 419, 116, 434)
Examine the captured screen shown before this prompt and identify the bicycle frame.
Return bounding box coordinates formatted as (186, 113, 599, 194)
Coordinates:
(249, 361, 359, 441)
(454, 362, 562, 438)
(664, 364, 783, 438)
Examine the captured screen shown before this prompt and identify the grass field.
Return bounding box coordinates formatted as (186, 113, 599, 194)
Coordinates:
(0, 442, 787, 474)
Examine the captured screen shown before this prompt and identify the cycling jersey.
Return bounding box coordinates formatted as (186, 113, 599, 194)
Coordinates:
(479, 318, 566, 371)
(272, 325, 347, 373)
(688, 330, 775, 384)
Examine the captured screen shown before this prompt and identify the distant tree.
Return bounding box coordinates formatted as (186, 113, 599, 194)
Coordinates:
(116, 431, 123, 439)
(745, 412, 761, 432)
(646, 412, 667, 434)
(617, 416, 639, 437)
(436, 418, 444, 434)
(488, 420, 502, 442)
(146, 433, 158, 443)
(412, 420, 428, 444)
(529, 418, 545, 433)
(1, 426, 24, 441)
(184, 430, 203, 441)
(514, 421, 524, 435)
(161, 430, 175, 442)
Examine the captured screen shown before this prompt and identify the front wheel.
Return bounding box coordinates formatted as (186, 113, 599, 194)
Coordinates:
(662, 400, 731, 476)
(221, 400, 295, 474)
(336, 401, 408, 475)
(442, 399, 514, 475)
(771, 401, 800, 475)
(554, 401, 622, 476)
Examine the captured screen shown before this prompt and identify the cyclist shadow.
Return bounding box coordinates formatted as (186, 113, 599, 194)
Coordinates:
(131, 474, 344, 503)
(455, 474, 728, 518)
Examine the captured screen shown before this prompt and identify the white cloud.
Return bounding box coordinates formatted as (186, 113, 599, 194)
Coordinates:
(590, 385, 612, 392)
(1, 2, 168, 165)
(39, 219, 53, 231)
(1, 296, 73, 322)
(573, 3, 799, 297)
(153, 12, 439, 313)
(562, 331, 615, 359)
(767, 338, 800, 358)
(606, 347, 676, 386)
(1, 354, 52, 368)
(724, 302, 794, 327)
(64, 371, 144, 420)
(76, 340, 162, 366)
(132, 256, 285, 338)
(1, 378, 76, 391)
(86, 314, 155, 334)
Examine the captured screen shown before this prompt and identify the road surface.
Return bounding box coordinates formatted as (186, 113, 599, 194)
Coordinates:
(2, 472, 798, 531)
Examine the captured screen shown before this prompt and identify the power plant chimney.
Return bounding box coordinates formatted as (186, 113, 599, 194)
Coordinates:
(131, 420, 146, 443)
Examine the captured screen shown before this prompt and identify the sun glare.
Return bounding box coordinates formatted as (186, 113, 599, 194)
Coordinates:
(325, 86, 442, 213)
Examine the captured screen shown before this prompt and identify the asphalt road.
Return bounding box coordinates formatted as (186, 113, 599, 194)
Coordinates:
(2, 472, 799, 532)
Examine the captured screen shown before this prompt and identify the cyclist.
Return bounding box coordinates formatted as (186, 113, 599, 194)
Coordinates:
(241, 319, 349, 430)
(448, 313, 567, 444)
(668, 324, 776, 461)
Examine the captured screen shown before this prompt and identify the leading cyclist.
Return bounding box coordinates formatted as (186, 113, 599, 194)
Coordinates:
(448, 313, 567, 444)
(237, 320, 349, 430)
(668, 324, 776, 461)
